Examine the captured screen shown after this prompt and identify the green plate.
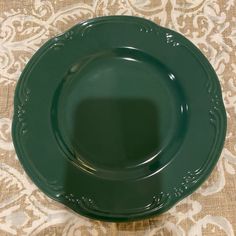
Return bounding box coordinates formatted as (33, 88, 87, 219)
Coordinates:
(12, 16, 226, 222)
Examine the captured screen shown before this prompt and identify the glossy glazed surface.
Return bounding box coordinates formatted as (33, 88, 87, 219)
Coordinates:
(12, 16, 226, 221)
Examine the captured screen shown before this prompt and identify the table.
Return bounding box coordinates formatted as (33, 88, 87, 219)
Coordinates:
(0, 0, 235, 235)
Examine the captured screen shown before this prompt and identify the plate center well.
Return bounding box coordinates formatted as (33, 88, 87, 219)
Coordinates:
(55, 48, 185, 173)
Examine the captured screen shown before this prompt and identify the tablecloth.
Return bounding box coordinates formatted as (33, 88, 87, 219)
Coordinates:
(0, 0, 236, 235)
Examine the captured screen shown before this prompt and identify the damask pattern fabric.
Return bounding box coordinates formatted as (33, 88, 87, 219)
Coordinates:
(0, 0, 236, 235)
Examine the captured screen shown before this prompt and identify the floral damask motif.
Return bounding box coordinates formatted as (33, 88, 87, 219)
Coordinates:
(0, 118, 14, 151)
(188, 215, 234, 236)
(0, 0, 236, 235)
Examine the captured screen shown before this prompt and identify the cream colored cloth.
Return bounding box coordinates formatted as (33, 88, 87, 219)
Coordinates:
(0, 0, 236, 235)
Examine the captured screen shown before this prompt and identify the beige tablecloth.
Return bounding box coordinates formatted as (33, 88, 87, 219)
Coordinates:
(0, 0, 236, 235)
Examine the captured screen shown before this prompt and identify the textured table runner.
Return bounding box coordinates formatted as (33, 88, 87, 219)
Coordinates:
(0, 1, 236, 235)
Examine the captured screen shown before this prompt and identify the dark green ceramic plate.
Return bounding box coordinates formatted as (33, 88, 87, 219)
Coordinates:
(12, 16, 226, 222)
